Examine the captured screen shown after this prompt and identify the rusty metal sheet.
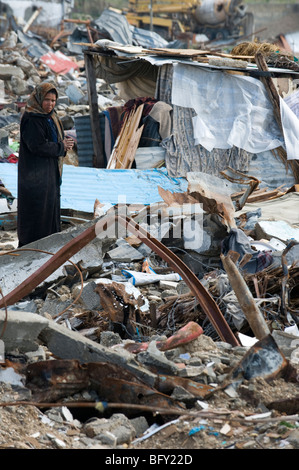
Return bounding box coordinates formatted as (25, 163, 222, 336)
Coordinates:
(26, 359, 90, 402)
(25, 359, 184, 411)
(95, 376, 185, 410)
(155, 374, 215, 399)
(267, 396, 299, 414)
(94, 280, 144, 324)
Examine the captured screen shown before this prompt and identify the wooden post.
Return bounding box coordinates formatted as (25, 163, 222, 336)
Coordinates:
(255, 52, 283, 134)
(84, 51, 105, 168)
(221, 252, 271, 340)
(23, 7, 42, 33)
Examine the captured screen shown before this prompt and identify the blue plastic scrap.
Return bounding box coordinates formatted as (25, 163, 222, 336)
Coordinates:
(189, 425, 219, 437)
(189, 425, 206, 436)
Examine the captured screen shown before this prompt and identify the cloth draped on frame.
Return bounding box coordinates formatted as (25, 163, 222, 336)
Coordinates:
(155, 64, 252, 178)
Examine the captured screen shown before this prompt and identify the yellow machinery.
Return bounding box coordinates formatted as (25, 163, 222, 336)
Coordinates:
(125, 0, 254, 41)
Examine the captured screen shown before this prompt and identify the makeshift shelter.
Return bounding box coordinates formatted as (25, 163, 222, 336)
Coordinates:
(83, 40, 299, 190)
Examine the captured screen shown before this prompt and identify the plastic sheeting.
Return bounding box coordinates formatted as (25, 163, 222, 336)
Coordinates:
(171, 63, 299, 159)
(121, 270, 182, 286)
(284, 88, 299, 120)
(279, 96, 299, 160)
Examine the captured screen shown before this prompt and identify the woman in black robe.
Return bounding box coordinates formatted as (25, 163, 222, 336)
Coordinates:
(17, 82, 74, 247)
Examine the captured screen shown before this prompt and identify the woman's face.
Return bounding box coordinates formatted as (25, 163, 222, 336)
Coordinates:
(42, 92, 57, 113)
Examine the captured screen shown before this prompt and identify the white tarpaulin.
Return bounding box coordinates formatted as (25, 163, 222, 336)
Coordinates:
(280, 96, 299, 160)
(171, 63, 299, 160)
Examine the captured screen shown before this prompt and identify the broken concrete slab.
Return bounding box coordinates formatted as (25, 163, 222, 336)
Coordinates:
(72, 281, 101, 311)
(83, 413, 136, 446)
(65, 83, 86, 104)
(106, 240, 144, 262)
(0, 64, 25, 81)
(40, 297, 74, 319)
(0, 128, 9, 145)
(10, 76, 31, 96)
(0, 310, 49, 352)
(0, 219, 112, 298)
(39, 324, 157, 387)
(0, 309, 157, 388)
(137, 347, 180, 376)
(159, 280, 179, 290)
(272, 330, 299, 358)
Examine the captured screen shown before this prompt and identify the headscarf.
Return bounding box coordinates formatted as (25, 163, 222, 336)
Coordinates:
(26, 82, 64, 176)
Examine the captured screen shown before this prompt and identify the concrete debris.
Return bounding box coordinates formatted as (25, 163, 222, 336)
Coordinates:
(0, 5, 298, 452)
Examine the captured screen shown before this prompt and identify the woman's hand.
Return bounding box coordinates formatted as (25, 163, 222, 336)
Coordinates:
(63, 136, 74, 152)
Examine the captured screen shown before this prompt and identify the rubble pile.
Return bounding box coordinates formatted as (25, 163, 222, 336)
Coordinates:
(0, 10, 298, 452)
(0, 26, 123, 168)
(0, 326, 298, 450)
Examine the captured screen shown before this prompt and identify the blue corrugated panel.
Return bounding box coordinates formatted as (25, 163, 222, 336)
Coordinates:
(74, 115, 95, 167)
(0, 163, 188, 214)
(1, 149, 294, 216)
(74, 114, 106, 167)
(61, 166, 188, 213)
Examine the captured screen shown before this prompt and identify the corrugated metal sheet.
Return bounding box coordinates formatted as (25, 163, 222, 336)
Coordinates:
(0, 162, 17, 196)
(74, 115, 95, 167)
(0, 163, 188, 214)
(91, 9, 133, 45)
(74, 114, 107, 167)
(131, 27, 169, 49)
(89, 8, 173, 49)
(61, 166, 188, 213)
(17, 30, 52, 58)
(40, 51, 79, 74)
(0, 149, 295, 216)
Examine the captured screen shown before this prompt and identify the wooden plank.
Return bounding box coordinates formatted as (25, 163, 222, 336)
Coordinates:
(107, 104, 144, 169)
(107, 113, 129, 169)
(77, 43, 254, 62)
(255, 52, 283, 133)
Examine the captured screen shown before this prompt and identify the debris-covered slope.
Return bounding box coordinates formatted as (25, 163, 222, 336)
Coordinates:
(0, 8, 299, 453)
